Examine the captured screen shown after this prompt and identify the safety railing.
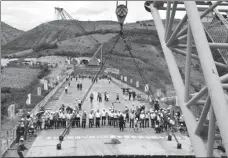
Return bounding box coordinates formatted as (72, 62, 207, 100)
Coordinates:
(0, 69, 73, 156)
(203, 10, 228, 64)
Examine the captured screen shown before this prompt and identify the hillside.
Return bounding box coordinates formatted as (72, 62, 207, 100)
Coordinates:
(2, 20, 160, 55)
(1, 19, 206, 98)
(101, 31, 204, 95)
(1, 22, 24, 46)
(1, 20, 120, 55)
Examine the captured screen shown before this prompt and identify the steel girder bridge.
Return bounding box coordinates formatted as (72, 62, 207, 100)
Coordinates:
(144, 1, 228, 157)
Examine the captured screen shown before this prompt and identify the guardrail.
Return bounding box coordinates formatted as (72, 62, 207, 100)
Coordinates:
(0, 69, 73, 156)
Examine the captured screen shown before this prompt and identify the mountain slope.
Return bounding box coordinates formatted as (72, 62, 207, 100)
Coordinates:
(1, 22, 24, 46)
(1, 20, 120, 55)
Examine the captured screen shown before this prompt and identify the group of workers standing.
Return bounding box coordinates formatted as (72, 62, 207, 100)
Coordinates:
(14, 73, 187, 158)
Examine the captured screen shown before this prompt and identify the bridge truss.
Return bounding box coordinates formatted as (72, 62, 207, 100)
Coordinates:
(144, 1, 228, 157)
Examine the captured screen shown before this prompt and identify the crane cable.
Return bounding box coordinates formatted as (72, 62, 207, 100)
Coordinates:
(58, 35, 121, 144)
(120, 32, 155, 101)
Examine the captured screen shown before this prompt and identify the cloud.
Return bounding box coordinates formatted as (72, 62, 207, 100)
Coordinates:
(72, 7, 110, 16)
(1, 1, 187, 31)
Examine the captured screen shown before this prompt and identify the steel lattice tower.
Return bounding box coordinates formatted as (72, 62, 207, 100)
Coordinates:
(144, 1, 228, 157)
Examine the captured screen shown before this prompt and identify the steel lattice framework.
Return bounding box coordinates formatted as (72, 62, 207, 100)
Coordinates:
(144, 1, 228, 157)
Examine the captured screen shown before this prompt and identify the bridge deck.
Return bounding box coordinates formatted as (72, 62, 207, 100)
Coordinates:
(8, 78, 192, 157)
(26, 128, 192, 156)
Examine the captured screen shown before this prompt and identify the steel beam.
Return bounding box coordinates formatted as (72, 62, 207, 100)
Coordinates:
(184, 24, 192, 103)
(165, 1, 171, 39)
(177, 43, 228, 49)
(209, 43, 228, 49)
(177, 34, 187, 41)
(176, 1, 222, 38)
(155, 7, 228, 12)
(207, 107, 216, 157)
(147, 3, 207, 156)
(166, 14, 188, 46)
(195, 97, 211, 135)
(177, 1, 228, 6)
(222, 84, 228, 89)
(185, 72, 228, 108)
(184, 1, 228, 156)
(172, 48, 228, 69)
(165, 2, 178, 42)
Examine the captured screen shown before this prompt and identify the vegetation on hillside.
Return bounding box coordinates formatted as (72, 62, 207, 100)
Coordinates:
(1, 21, 24, 46)
(1, 65, 51, 120)
(33, 43, 58, 52)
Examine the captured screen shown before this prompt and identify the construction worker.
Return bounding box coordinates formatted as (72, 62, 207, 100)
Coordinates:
(76, 111, 81, 128)
(78, 99, 82, 110)
(90, 93, 94, 103)
(89, 111, 94, 128)
(17, 137, 28, 158)
(16, 123, 22, 145)
(119, 114, 124, 131)
(82, 111, 87, 128)
(116, 93, 120, 103)
(101, 109, 106, 126)
(95, 109, 101, 128)
(65, 85, 68, 94)
(129, 111, 135, 128)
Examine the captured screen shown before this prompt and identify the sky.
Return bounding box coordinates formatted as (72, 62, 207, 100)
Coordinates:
(2, 1, 226, 31)
(1, 1, 186, 31)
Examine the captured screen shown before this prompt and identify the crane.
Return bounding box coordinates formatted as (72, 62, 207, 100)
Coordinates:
(54, 7, 98, 44)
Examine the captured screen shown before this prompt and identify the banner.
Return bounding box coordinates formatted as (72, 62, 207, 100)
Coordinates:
(26, 93, 31, 105)
(144, 84, 149, 92)
(8, 104, 15, 119)
(37, 87, 41, 96)
(130, 79, 133, 84)
(44, 80, 48, 90)
(124, 76, 127, 82)
(57, 76, 60, 82)
(105, 68, 120, 75)
(120, 75, 123, 81)
(136, 81, 139, 88)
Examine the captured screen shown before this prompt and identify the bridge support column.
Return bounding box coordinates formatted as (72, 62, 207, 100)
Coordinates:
(184, 1, 228, 156)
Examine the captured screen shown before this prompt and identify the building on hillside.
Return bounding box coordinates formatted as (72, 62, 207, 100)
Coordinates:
(88, 58, 100, 66)
(71, 58, 78, 65)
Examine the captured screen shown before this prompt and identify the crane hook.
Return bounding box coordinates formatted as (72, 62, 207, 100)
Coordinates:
(116, 1, 128, 34)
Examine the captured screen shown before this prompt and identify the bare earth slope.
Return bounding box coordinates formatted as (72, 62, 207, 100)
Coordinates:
(1, 20, 119, 54)
(1, 21, 24, 46)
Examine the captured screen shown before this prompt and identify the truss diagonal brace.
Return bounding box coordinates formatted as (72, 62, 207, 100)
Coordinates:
(184, 1, 228, 156)
(147, 3, 207, 157)
(176, 1, 222, 38)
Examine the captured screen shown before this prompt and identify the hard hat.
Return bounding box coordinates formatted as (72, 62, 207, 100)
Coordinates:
(20, 137, 24, 141)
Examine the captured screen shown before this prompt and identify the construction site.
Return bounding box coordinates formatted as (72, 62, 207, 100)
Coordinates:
(1, 1, 228, 158)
